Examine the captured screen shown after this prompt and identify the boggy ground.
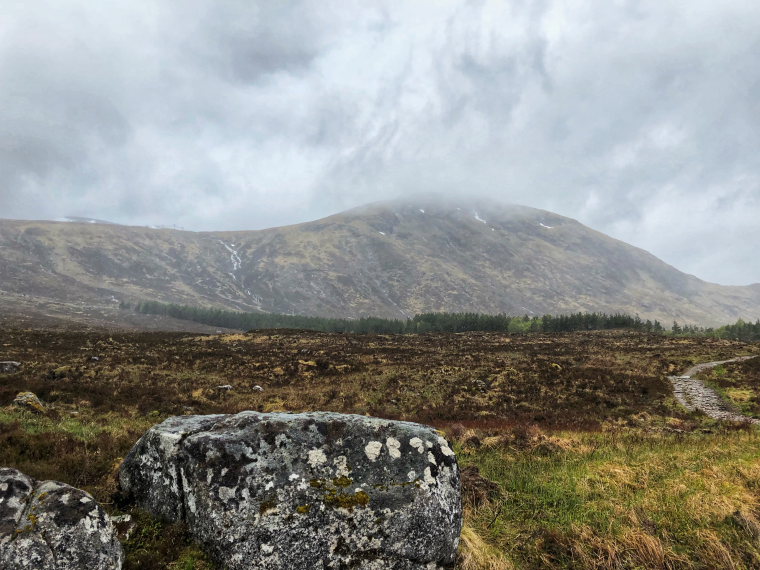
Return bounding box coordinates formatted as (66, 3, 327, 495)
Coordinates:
(0, 329, 759, 569)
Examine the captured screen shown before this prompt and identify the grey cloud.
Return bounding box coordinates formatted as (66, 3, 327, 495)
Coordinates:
(1, 1, 759, 284)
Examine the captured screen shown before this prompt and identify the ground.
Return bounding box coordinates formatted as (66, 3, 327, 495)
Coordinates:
(0, 328, 759, 569)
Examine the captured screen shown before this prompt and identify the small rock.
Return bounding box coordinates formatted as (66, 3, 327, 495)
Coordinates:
(0, 468, 123, 569)
(215, 384, 233, 391)
(110, 514, 135, 541)
(252, 385, 264, 392)
(13, 392, 45, 414)
(0, 361, 21, 374)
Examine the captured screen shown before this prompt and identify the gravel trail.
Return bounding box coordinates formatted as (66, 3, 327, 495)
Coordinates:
(668, 356, 759, 423)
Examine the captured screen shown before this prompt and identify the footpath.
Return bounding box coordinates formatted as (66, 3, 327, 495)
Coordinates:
(668, 356, 759, 424)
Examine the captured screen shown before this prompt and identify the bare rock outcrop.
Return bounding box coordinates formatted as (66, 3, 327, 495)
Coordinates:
(119, 411, 462, 569)
(0, 468, 123, 569)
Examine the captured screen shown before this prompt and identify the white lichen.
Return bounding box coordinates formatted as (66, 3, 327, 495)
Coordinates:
(218, 486, 237, 502)
(308, 448, 327, 467)
(182, 469, 197, 513)
(386, 437, 401, 459)
(364, 441, 383, 461)
(437, 437, 455, 457)
(409, 437, 425, 453)
(333, 455, 350, 477)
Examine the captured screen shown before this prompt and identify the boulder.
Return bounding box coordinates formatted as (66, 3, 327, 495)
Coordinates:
(0, 361, 21, 374)
(13, 392, 45, 414)
(120, 411, 462, 569)
(0, 468, 123, 569)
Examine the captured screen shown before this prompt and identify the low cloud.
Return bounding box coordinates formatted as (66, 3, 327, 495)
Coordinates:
(1, 1, 759, 284)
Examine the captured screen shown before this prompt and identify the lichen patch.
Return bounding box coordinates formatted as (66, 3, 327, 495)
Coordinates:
(437, 437, 455, 457)
(308, 448, 327, 467)
(386, 437, 401, 459)
(364, 441, 383, 462)
(333, 455, 350, 477)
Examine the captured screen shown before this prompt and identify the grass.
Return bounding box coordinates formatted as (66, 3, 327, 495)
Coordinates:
(0, 328, 759, 568)
(457, 427, 760, 569)
(697, 358, 760, 419)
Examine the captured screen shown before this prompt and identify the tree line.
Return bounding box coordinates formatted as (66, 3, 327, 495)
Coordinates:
(672, 318, 760, 341)
(128, 300, 713, 336)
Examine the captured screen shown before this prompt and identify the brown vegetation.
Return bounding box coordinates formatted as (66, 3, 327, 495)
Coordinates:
(0, 328, 758, 568)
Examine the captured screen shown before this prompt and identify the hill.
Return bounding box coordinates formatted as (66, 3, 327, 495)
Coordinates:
(0, 198, 758, 328)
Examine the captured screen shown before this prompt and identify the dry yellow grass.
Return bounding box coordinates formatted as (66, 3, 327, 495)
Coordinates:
(458, 525, 514, 570)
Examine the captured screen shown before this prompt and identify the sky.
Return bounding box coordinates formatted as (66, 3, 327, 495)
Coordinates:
(1, 1, 759, 285)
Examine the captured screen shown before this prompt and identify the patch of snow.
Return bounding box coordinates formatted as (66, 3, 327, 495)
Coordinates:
(219, 240, 242, 272)
(473, 212, 487, 224)
(539, 222, 554, 229)
(378, 231, 386, 236)
(418, 209, 425, 214)
(55, 216, 113, 225)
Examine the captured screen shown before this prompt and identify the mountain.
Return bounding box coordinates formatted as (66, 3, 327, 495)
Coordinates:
(1, 198, 758, 328)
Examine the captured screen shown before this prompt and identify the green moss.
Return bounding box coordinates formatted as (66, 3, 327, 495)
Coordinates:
(53, 366, 72, 377)
(323, 489, 370, 510)
(296, 504, 311, 514)
(332, 476, 353, 488)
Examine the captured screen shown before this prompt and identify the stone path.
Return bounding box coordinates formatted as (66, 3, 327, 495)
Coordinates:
(668, 356, 759, 424)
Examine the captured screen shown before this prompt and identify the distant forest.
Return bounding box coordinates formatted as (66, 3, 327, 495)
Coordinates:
(127, 300, 760, 341)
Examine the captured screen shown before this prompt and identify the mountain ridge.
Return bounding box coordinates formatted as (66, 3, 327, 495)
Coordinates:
(0, 199, 758, 328)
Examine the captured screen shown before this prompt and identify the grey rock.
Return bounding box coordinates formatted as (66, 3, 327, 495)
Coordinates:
(120, 411, 462, 569)
(12, 392, 45, 414)
(0, 361, 21, 374)
(0, 468, 123, 569)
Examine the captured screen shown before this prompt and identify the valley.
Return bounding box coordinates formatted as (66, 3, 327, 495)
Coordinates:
(2, 328, 760, 568)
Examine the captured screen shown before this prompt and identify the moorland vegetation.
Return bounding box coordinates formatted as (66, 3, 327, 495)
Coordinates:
(1, 328, 759, 568)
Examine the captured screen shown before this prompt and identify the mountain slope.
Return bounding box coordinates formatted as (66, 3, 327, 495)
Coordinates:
(1, 198, 758, 327)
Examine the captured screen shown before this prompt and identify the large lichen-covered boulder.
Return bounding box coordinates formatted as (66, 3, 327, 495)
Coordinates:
(120, 411, 462, 569)
(0, 468, 123, 569)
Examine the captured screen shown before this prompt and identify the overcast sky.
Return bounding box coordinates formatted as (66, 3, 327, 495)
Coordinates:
(2, 1, 759, 285)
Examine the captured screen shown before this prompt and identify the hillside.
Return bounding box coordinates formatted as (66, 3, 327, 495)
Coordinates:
(0, 198, 758, 328)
